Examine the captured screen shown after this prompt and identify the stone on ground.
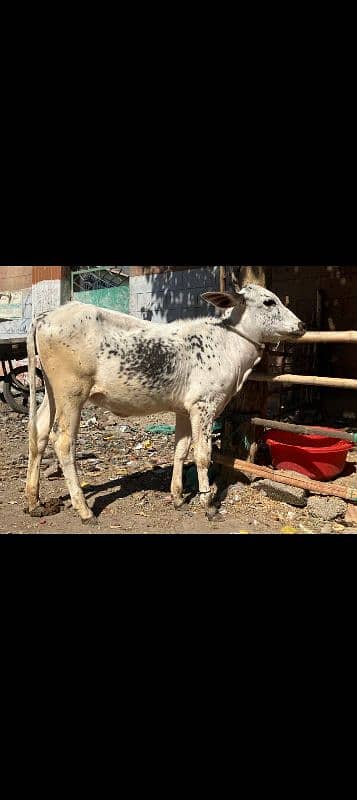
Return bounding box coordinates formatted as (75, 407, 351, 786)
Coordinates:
(252, 479, 307, 507)
(344, 503, 357, 525)
(307, 495, 347, 520)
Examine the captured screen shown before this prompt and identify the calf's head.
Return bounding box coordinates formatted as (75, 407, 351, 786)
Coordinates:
(202, 284, 306, 344)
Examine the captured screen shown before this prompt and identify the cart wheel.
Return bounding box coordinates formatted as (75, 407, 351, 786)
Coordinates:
(3, 366, 45, 415)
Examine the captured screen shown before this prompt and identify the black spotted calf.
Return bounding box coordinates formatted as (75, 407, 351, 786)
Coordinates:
(26, 285, 305, 522)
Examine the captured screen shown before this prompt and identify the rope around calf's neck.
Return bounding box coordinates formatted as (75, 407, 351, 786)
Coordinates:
(223, 324, 265, 351)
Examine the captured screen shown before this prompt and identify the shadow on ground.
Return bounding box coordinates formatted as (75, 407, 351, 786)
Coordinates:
(57, 462, 238, 519)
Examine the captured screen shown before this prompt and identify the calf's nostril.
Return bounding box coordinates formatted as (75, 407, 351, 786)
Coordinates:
(298, 321, 306, 333)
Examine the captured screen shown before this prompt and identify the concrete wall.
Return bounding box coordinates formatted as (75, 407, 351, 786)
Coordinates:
(0, 266, 70, 340)
(0, 287, 32, 338)
(0, 267, 33, 339)
(129, 266, 220, 322)
(31, 266, 70, 316)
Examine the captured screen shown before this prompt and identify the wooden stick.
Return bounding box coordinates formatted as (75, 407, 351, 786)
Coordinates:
(219, 266, 226, 293)
(291, 330, 357, 344)
(251, 417, 357, 443)
(213, 453, 357, 501)
(248, 373, 357, 390)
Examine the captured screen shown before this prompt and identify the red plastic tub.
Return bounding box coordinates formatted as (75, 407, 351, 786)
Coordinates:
(263, 428, 352, 480)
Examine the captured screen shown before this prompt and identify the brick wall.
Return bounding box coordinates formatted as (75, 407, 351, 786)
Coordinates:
(0, 266, 70, 289)
(32, 266, 70, 283)
(0, 266, 32, 290)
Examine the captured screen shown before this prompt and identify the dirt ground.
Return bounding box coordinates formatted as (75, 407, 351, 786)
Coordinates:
(1, 400, 357, 535)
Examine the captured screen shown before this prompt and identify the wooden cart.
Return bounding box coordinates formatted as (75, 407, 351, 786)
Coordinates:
(0, 335, 44, 414)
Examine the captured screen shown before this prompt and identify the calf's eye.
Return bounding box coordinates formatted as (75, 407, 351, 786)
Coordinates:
(263, 299, 276, 307)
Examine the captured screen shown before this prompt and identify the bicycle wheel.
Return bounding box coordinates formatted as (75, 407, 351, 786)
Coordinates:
(3, 365, 45, 415)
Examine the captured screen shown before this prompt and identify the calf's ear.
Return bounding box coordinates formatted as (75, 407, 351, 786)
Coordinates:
(201, 292, 241, 309)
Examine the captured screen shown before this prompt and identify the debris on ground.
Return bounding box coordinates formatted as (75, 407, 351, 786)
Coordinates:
(144, 419, 223, 436)
(306, 496, 347, 520)
(145, 424, 176, 435)
(80, 416, 97, 428)
(2, 400, 357, 534)
(25, 497, 64, 516)
(44, 462, 63, 479)
(280, 525, 299, 533)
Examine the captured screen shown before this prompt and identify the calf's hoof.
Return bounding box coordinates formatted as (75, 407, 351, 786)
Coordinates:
(173, 496, 186, 510)
(81, 513, 97, 526)
(206, 505, 218, 520)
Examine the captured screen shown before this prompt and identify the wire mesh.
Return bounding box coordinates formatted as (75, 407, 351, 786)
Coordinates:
(71, 266, 130, 294)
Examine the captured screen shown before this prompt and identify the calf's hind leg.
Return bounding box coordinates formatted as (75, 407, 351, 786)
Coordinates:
(26, 391, 54, 513)
(50, 396, 93, 523)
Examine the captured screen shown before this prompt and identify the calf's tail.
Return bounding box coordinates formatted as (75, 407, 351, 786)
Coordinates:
(27, 321, 38, 457)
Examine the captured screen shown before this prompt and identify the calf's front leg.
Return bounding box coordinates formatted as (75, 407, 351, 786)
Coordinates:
(171, 413, 192, 509)
(190, 403, 217, 515)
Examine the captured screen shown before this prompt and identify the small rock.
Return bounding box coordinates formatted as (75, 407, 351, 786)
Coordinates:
(307, 496, 347, 520)
(44, 461, 63, 479)
(252, 479, 307, 507)
(344, 504, 357, 525)
(80, 416, 97, 428)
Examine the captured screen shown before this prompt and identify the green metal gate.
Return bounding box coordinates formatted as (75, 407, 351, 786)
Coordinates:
(71, 266, 129, 313)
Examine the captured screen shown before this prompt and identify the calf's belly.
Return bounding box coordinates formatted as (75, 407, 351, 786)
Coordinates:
(88, 383, 177, 417)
